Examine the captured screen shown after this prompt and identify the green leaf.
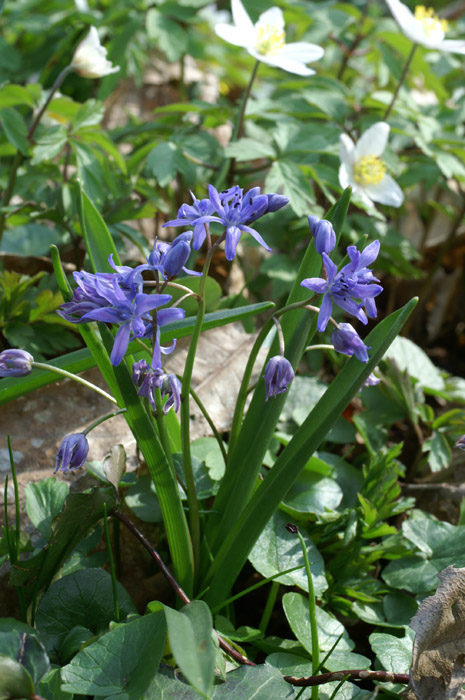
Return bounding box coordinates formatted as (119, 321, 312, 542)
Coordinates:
(384, 336, 445, 391)
(0, 84, 37, 108)
(0, 631, 49, 685)
(282, 466, 342, 515)
(149, 601, 215, 700)
(2, 223, 61, 256)
(61, 611, 166, 699)
(25, 477, 69, 540)
(248, 510, 327, 596)
(146, 10, 188, 61)
(31, 125, 68, 164)
(79, 185, 120, 273)
(369, 630, 413, 675)
(282, 592, 370, 671)
(146, 142, 189, 186)
(266, 160, 315, 217)
(0, 108, 29, 155)
(9, 488, 116, 605)
(225, 138, 276, 161)
(38, 667, 73, 700)
(0, 657, 34, 700)
(36, 568, 137, 660)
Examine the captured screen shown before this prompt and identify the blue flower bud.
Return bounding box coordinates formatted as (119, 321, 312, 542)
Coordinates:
(265, 193, 290, 213)
(54, 433, 89, 474)
(163, 240, 191, 277)
(331, 323, 369, 363)
(308, 215, 336, 255)
(363, 372, 380, 387)
(455, 435, 465, 451)
(264, 356, 295, 400)
(0, 349, 34, 378)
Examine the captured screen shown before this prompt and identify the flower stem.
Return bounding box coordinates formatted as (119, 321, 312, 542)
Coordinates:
(82, 409, 127, 436)
(31, 362, 118, 405)
(383, 43, 417, 120)
(103, 503, 120, 622)
(187, 382, 228, 465)
(180, 248, 215, 580)
(27, 65, 74, 140)
(258, 581, 279, 634)
(215, 60, 260, 189)
(296, 527, 319, 700)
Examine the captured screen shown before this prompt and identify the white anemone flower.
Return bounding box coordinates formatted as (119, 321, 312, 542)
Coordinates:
(339, 122, 404, 209)
(71, 26, 120, 78)
(386, 0, 465, 54)
(215, 0, 324, 76)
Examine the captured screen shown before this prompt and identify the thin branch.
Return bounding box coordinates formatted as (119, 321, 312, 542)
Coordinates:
(285, 669, 410, 687)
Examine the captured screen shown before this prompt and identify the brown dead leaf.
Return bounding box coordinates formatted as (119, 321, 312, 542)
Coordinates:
(407, 565, 465, 700)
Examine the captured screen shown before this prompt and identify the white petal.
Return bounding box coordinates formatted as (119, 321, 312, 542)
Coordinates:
(363, 174, 404, 207)
(355, 188, 376, 208)
(338, 163, 353, 189)
(385, 0, 429, 44)
(279, 41, 324, 63)
(231, 0, 255, 34)
(248, 50, 314, 75)
(86, 26, 102, 49)
(355, 122, 390, 158)
(429, 39, 465, 54)
(215, 22, 253, 48)
(339, 133, 356, 167)
(256, 7, 285, 32)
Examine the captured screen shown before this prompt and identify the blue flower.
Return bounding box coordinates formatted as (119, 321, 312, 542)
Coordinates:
(308, 215, 336, 255)
(54, 433, 89, 473)
(0, 349, 34, 377)
(264, 356, 295, 400)
(300, 241, 383, 332)
(134, 363, 182, 413)
(331, 323, 370, 362)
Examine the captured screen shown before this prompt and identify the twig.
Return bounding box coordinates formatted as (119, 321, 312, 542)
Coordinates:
(286, 669, 410, 687)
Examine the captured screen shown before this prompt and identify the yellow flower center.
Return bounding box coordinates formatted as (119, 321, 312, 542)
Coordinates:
(354, 155, 386, 186)
(255, 23, 285, 55)
(414, 5, 448, 39)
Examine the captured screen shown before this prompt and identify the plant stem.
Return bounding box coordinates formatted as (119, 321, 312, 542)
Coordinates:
(31, 362, 118, 404)
(27, 65, 74, 140)
(82, 408, 127, 435)
(337, 0, 370, 80)
(215, 60, 260, 189)
(296, 528, 319, 700)
(180, 247, 215, 579)
(188, 383, 228, 465)
(383, 43, 417, 120)
(153, 387, 177, 480)
(7, 436, 21, 558)
(103, 503, 119, 622)
(258, 581, 279, 634)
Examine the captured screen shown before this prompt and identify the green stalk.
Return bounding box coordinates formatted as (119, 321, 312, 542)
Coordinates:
(181, 246, 215, 579)
(258, 581, 279, 635)
(295, 528, 319, 700)
(103, 503, 120, 622)
(188, 383, 228, 465)
(152, 387, 177, 480)
(383, 43, 417, 120)
(31, 362, 118, 405)
(7, 436, 21, 558)
(215, 60, 260, 189)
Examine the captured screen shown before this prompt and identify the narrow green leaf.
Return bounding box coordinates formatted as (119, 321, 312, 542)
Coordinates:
(79, 186, 120, 273)
(203, 298, 418, 605)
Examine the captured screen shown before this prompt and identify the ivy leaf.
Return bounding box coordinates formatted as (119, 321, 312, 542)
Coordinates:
(61, 611, 166, 699)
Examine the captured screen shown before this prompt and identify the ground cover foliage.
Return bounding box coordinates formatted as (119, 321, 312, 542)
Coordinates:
(1, 0, 465, 698)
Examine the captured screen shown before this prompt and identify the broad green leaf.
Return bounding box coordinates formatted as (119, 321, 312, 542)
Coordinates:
(36, 568, 137, 660)
(0, 84, 37, 108)
(266, 160, 315, 217)
(384, 336, 445, 391)
(0, 108, 29, 154)
(282, 468, 342, 515)
(0, 632, 49, 685)
(149, 601, 215, 700)
(61, 612, 166, 699)
(0, 657, 34, 700)
(369, 630, 413, 674)
(248, 510, 327, 595)
(38, 667, 73, 700)
(25, 477, 69, 540)
(225, 138, 276, 161)
(2, 223, 61, 256)
(9, 488, 116, 605)
(146, 9, 188, 61)
(31, 125, 68, 164)
(0, 303, 273, 406)
(146, 141, 189, 185)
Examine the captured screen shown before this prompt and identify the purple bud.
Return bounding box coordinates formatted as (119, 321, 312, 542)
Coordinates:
(162, 374, 182, 414)
(455, 435, 465, 451)
(163, 240, 191, 277)
(308, 216, 336, 255)
(54, 433, 89, 474)
(0, 349, 34, 378)
(265, 194, 290, 213)
(285, 523, 299, 534)
(264, 356, 295, 400)
(132, 359, 151, 388)
(363, 372, 380, 387)
(172, 231, 193, 246)
(331, 323, 370, 363)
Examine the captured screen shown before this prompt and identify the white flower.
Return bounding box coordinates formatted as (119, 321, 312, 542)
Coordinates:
(71, 26, 120, 78)
(214, 0, 324, 76)
(386, 0, 465, 53)
(339, 122, 404, 209)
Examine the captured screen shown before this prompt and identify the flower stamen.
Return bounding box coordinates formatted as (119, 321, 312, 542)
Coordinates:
(414, 5, 448, 40)
(353, 155, 386, 186)
(255, 23, 285, 55)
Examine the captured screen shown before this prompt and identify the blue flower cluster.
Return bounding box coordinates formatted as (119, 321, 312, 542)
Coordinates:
(132, 359, 181, 414)
(164, 184, 288, 261)
(58, 235, 198, 368)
